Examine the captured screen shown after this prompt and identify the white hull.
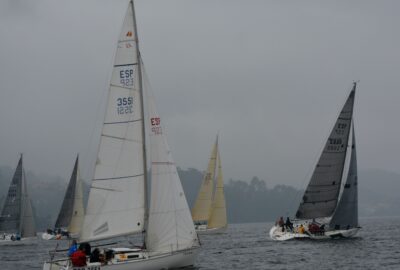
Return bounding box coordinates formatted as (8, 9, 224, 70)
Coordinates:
(43, 247, 199, 270)
(269, 225, 360, 241)
(269, 225, 309, 241)
(196, 226, 227, 235)
(41, 232, 74, 241)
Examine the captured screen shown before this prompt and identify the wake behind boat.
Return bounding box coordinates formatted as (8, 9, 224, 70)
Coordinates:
(43, 0, 199, 269)
(42, 155, 84, 240)
(0, 154, 37, 244)
(270, 82, 360, 241)
(192, 136, 228, 234)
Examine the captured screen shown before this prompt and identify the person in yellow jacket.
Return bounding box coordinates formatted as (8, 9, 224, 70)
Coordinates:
(298, 224, 305, 234)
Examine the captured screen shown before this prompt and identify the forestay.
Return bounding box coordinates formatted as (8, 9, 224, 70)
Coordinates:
(296, 84, 356, 219)
(330, 125, 358, 229)
(191, 139, 218, 223)
(208, 150, 227, 229)
(80, 1, 146, 241)
(146, 95, 198, 254)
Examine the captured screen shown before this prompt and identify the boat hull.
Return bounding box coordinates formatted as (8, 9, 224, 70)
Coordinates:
(269, 225, 309, 241)
(43, 247, 199, 270)
(269, 225, 360, 241)
(41, 232, 74, 241)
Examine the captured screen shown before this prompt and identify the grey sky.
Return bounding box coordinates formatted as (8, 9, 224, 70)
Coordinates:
(0, 0, 399, 188)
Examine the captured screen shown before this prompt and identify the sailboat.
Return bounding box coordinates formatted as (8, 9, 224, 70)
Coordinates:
(43, 0, 199, 269)
(192, 137, 227, 234)
(269, 82, 360, 241)
(42, 156, 84, 240)
(0, 154, 36, 243)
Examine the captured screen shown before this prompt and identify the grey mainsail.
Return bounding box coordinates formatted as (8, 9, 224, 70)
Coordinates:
(0, 155, 36, 237)
(296, 83, 356, 219)
(0, 156, 23, 233)
(54, 156, 79, 229)
(329, 125, 358, 229)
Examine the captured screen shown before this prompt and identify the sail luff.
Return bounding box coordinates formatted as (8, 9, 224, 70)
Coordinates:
(208, 148, 227, 229)
(131, 0, 149, 242)
(296, 83, 356, 219)
(191, 138, 218, 223)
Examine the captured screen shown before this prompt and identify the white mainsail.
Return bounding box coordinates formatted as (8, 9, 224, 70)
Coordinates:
(191, 139, 218, 223)
(146, 95, 198, 254)
(208, 149, 227, 229)
(80, 2, 146, 242)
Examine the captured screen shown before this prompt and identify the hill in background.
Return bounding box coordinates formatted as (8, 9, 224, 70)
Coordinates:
(0, 165, 399, 230)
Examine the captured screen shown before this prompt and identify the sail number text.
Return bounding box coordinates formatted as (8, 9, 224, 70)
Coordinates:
(151, 117, 162, 134)
(120, 69, 134, 87)
(117, 97, 133, 115)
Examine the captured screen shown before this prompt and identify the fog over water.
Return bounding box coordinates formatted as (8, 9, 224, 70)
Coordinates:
(0, 0, 399, 188)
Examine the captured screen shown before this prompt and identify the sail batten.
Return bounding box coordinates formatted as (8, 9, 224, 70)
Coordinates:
(296, 84, 356, 219)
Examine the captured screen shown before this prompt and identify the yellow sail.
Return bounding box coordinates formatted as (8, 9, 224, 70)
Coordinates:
(191, 138, 218, 223)
(208, 149, 227, 229)
(68, 164, 85, 235)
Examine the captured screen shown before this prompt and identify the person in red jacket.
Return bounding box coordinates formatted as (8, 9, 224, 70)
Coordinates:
(71, 245, 87, 267)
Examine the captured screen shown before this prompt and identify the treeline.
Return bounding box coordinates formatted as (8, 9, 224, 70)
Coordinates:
(1, 166, 400, 230)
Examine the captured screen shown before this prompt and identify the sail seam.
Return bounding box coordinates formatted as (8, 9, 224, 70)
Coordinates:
(104, 119, 140, 125)
(114, 63, 137, 67)
(93, 173, 144, 181)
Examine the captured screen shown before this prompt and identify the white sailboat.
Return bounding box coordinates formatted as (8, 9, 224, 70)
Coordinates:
(43, 0, 199, 269)
(192, 137, 227, 234)
(0, 154, 37, 243)
(270, 82, 360, 241)
(42, 155, 85, 240)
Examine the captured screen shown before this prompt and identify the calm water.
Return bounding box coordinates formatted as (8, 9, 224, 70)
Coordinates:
(1, 216, 399, 269)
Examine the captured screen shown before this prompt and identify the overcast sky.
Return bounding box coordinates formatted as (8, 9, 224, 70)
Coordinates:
(0, 0, 399, 188)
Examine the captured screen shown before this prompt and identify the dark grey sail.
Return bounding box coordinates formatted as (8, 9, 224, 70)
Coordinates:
(329, 125, 358, 229)
(54, 156, 79, 229)
(296, 83, 356, 219)
(0, 156, 23, 233)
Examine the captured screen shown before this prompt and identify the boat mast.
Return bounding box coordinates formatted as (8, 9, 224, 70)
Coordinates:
(131, 0, 149, 245)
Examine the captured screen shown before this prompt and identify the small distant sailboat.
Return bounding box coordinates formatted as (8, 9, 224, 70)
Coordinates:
(42, 156, 84, 240)
(0, 155, 36, 243)
(43, 0, 199, 269)
(270, 82, 360, 241)
(192, 136, 227, 234)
